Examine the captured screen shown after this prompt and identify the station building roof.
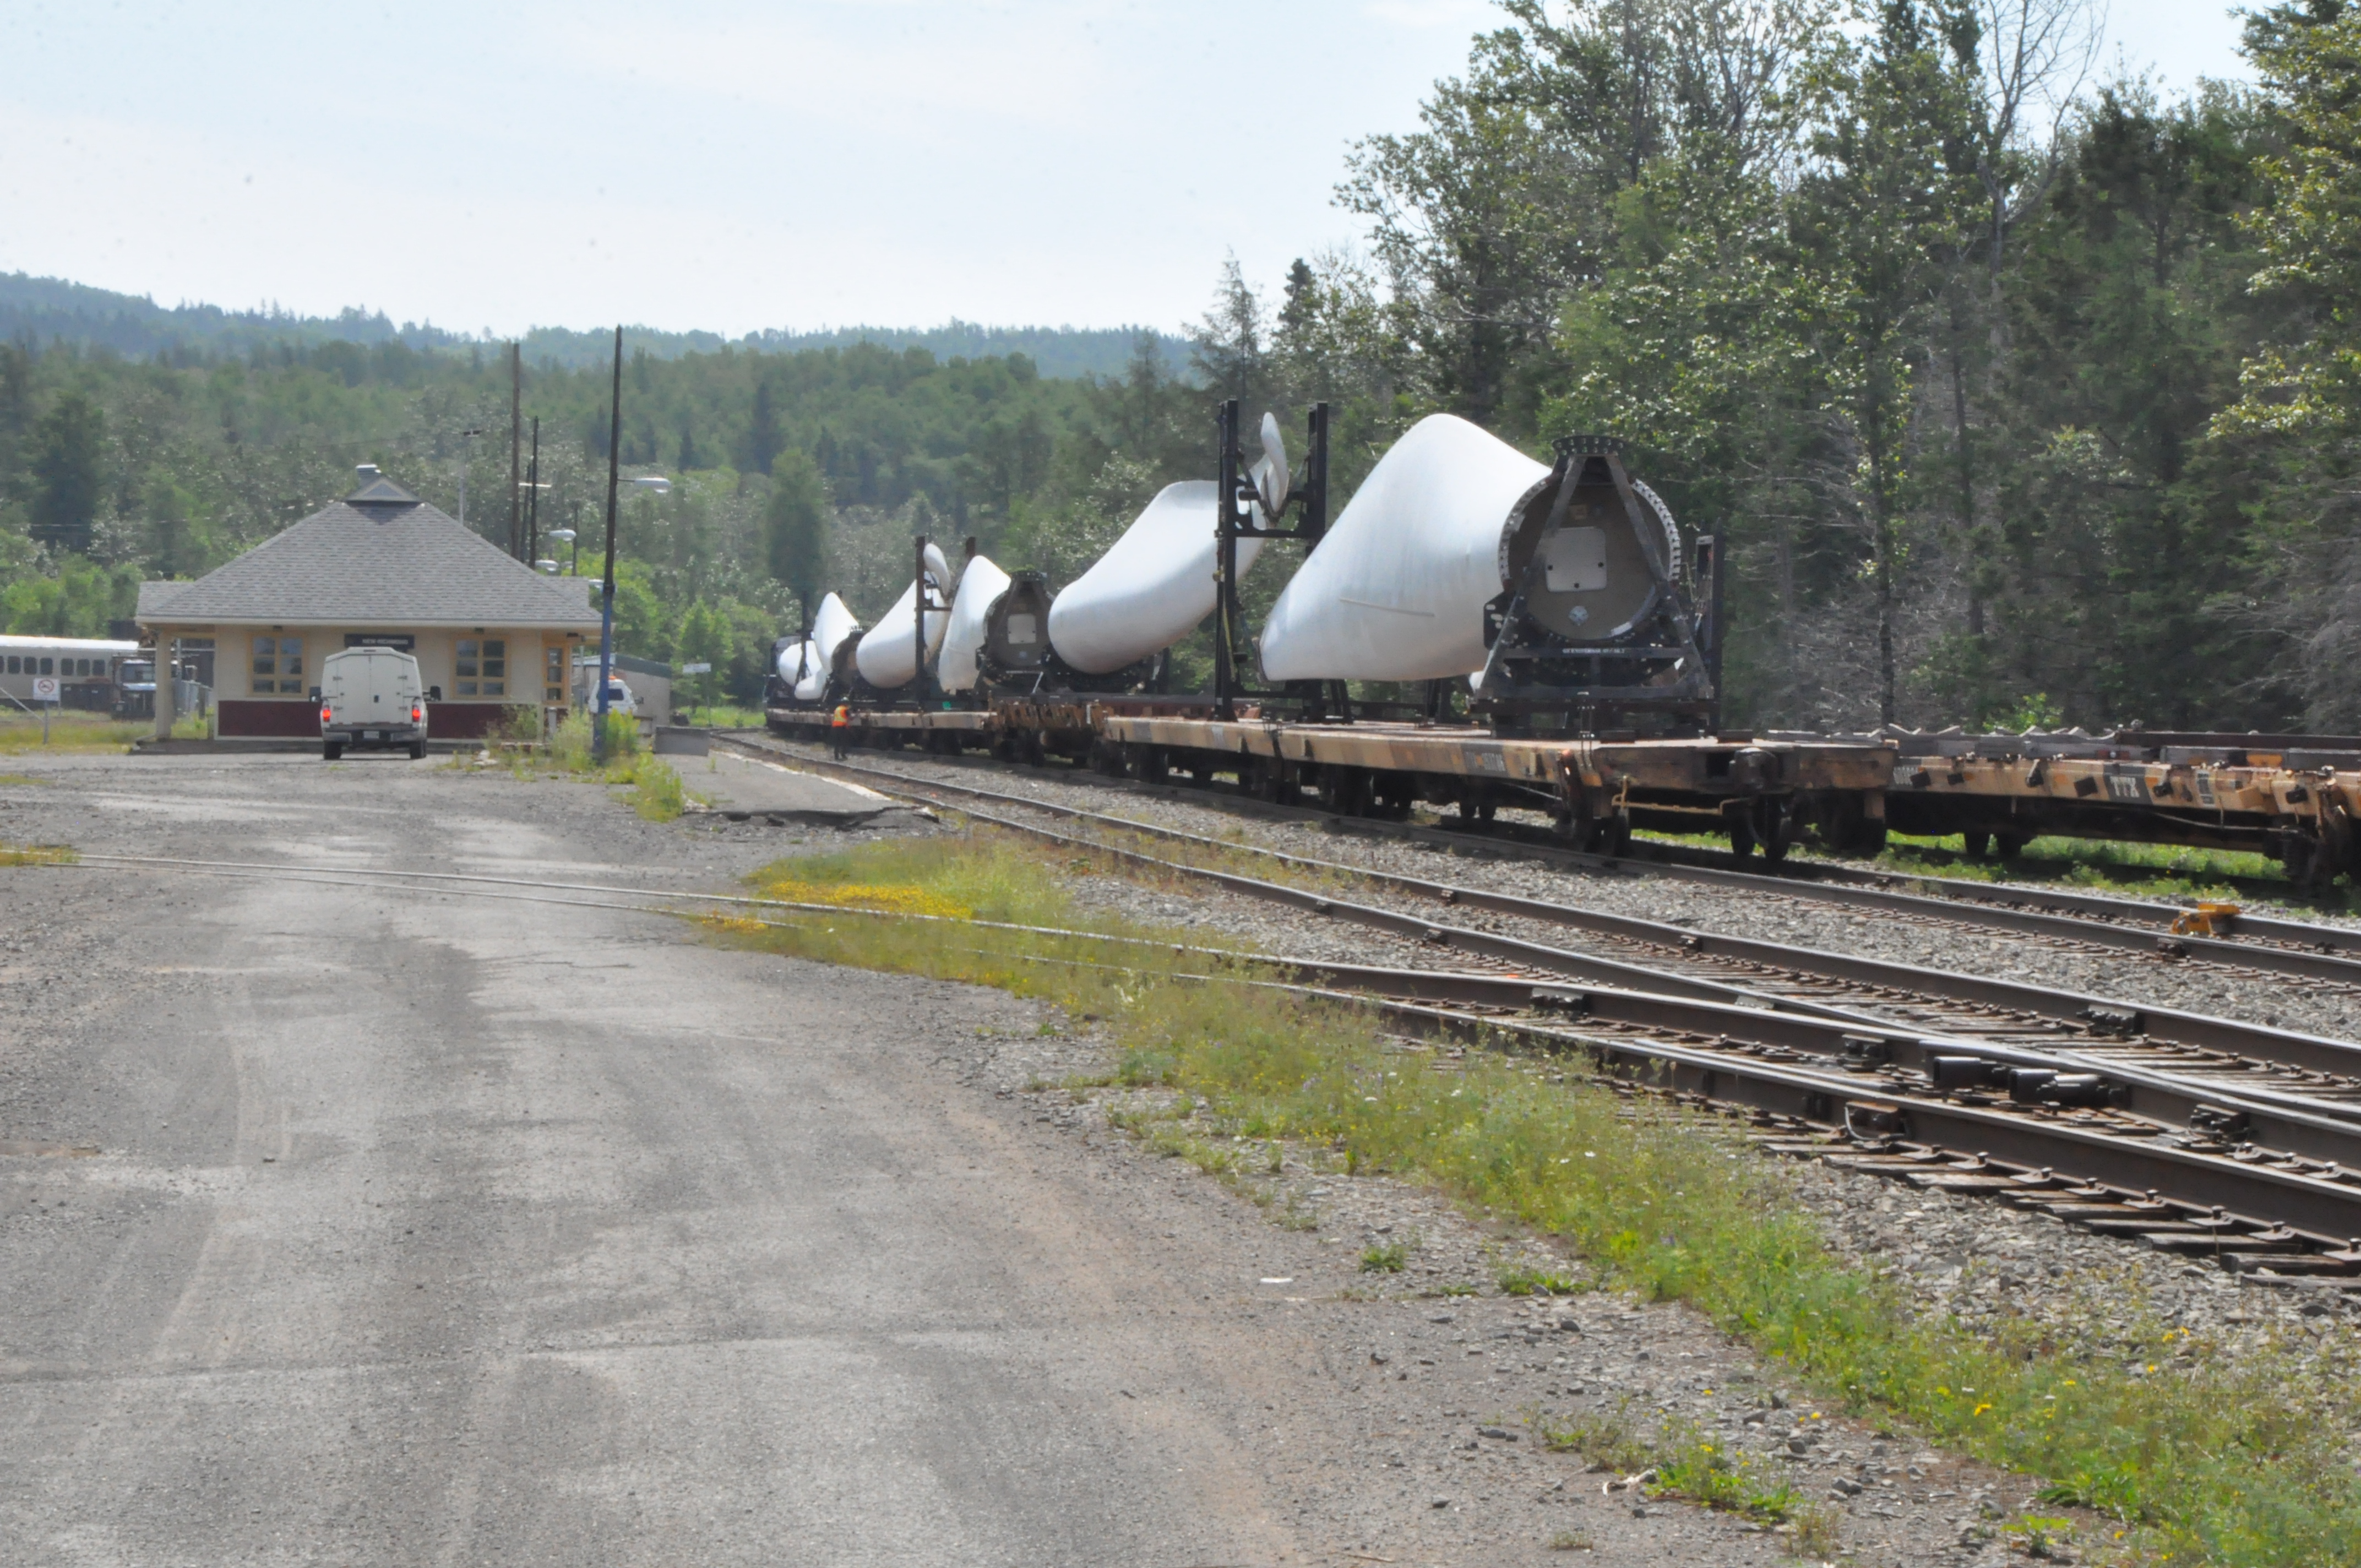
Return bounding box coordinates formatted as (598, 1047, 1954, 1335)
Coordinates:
(137, 467, 601, 631)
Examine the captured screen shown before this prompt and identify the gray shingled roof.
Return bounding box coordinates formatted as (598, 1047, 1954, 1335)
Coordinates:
(138, 478, 601, 629)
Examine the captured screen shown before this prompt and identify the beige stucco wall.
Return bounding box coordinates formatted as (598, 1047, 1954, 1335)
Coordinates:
(203, 625, 589, 705)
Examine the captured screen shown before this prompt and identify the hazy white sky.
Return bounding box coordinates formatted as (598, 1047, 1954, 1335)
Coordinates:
(0, 1, 2260, 338)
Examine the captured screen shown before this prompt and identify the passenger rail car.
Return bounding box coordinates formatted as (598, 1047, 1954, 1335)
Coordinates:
(0, 636, 142, 713)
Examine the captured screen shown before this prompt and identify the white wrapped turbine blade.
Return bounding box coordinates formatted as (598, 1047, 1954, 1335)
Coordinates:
(791, 645, 829, 701)
(1047, 481, 1264, 675)
(937, 554, 1013, 693)
(854, 541, 954, 688)
(1256, 411, 1291, 517)
(810, 592, 861, 663)
(1258, 413, 1549, 683)
(777, 638, 821, 690)
(796, 592, 862, 700)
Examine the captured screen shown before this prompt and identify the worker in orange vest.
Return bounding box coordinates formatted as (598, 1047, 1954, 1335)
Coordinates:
(829, 702, 851, 760)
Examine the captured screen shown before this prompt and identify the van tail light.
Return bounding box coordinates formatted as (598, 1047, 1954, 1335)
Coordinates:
(411, 705, 422, 723)
(320, 705, 332, 723)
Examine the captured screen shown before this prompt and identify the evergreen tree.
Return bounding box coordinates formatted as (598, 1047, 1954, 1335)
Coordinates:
(764, 449, 829, 619)
(28, 389, 105, 554)
(744, 377, 781, 476)
(1188, 254, 1270, 410)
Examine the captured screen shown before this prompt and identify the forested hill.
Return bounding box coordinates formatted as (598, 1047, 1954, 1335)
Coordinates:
(0, 273, 1183, 379)
(0, 316, 1226, 706)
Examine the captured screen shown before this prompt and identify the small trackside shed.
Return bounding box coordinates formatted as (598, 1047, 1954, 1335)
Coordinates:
(136, 467, 603, 741)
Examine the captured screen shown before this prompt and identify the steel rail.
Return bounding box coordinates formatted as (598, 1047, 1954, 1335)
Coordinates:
(718, 737, 2361, 1082)
(64, 848, 2361, 1261)
(729, 729, 2361, 978)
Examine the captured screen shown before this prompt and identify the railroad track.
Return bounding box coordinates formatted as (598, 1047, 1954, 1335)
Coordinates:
(723, 730, 2361, 986)
(61, 843, 2361, 1286)
(720, 735, 2361, 1075)
(717, 737, 2361, 1249)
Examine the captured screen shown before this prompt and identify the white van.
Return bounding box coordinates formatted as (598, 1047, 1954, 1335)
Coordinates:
(319, 647, 428, 760)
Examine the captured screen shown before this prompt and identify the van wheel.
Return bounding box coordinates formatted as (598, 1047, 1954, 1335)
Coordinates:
(409, 741, 426, 760)
(323, 742, 343, 761)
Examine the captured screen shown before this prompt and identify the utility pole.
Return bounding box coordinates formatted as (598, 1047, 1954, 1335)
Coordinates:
(525, 417, 541, 563)
(595, 327, 623, 763)
(508, 342, 523, 559)
(455, 427, 485, 525)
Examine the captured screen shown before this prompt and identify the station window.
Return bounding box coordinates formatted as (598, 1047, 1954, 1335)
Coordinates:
(455, 638, 505, 698)
(545, 645, 564, 703)
(251, 636, 303, 694)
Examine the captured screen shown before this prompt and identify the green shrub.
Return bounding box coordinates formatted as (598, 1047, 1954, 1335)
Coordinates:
(546, 710, 594, 771)
(628, 753, 684, 821)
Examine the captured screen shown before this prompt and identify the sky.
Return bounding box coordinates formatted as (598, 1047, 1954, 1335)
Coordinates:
(0, 1, 2262, 340)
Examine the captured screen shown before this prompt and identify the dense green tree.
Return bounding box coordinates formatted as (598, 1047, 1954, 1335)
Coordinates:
(1, 553, 138, 636)
(28, 390, 106, 553)
(2216, 1, 2361, 725)
(744, 377, 781, 476)
(676, 599, 731, 709)
(764, 449, 830, 620)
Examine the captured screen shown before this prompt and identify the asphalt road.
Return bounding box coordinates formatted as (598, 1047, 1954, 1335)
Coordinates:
(0, 752, 1805, 1567)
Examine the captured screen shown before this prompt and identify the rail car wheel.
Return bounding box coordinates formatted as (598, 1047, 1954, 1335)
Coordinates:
(1599, 813, 1631, 857)
(1247, 757, 1288, 803)
(1320, 767, 1372, 817)
(1756, 797, 1794, 865)
(1814, 791, 1887, 857)
(1994, 832, 2027, 859)
(1128, 744, 1168, 786)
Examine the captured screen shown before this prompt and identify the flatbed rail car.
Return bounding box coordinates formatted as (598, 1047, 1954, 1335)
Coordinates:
(1857, 727, 2361, 886)
(767, 698, 1895, 861)
(1101, 715, 1892, 857)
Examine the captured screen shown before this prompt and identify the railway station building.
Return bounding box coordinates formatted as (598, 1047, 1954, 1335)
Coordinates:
(135, 466, 602, 740)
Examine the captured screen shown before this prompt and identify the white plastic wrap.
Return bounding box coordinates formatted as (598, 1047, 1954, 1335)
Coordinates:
(776, 638, 821, 689)
(1258, 413, 1549, 683)
(853, 542, 954, 689)
(1047, 481, 1264, 676)
(936, 553, 1012, 694)
(792, 592, 862, 701)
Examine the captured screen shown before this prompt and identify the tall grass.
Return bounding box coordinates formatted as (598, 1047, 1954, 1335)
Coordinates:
(680, 703, 765, 729)
(1877, 832, 2294, 902)
(515, 709, 684, 820)
(0, 712, 146, 754)
(710, 826, 2361, 1566)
